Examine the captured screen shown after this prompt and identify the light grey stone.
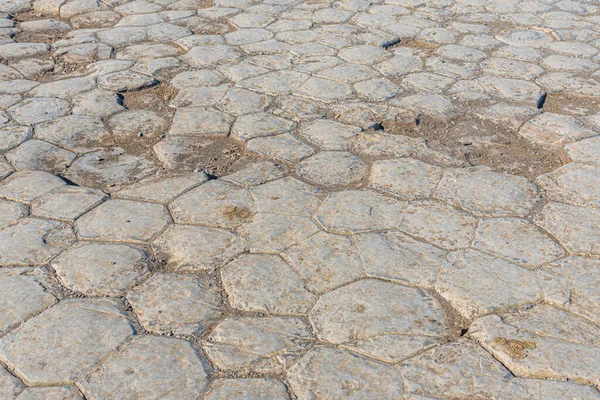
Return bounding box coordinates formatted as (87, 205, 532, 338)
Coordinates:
(247, 133, 316, 162)
(8, 98, 70, 124)
(519, 113, 598, 147)
(6, 140, 76, 174)
(36, 115, 111, 152)
(0, 171, 65, 203)
(298, 151, 367, 187)
(31, 186, 106, 221)
(204, 379, 290, 400)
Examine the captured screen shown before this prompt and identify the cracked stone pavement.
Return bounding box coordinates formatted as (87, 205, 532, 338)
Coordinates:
(1, 0, 600, 397)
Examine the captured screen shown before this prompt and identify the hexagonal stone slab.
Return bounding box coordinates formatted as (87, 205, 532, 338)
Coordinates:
(251, 177, 324, 217)
(473, 218, 564, 269)
(76, 199, 170, 243)
(222, 161, 286, 188)
(0, 218, 75, 266)
(435, 167, 539, 216)
(221, 254, 314, 315)
(0, 199, 26, 228)
(114, 174, 207, 203)
(78, 335, 207, 400)
(202, 316, 311, 372)
(247, 133, 317, 163)
(8, 97, 70, 124)
(181, 44, 240, 67)
(310, 279, 449, 361)
(297, 151, 367, 187)
(51, 243, 149, 297)
(501, 378, 600, 399)
(30, 186, 106, 221)
(470, 305, 600, 387)
(370, 158, 444, 199)
(534, 202, 600, 255)
(294, 77, 353, 103)
(231, 112, 294, 141)
(288, 347, 404, 399)
(355, 231, 447, 288)
(399, 340, 512, 399)
(169, 181, 255, 228)
(0, 299, 134, 385)
(0, 267, 57, 335)
(152, 224, 246, 271)
(537, 163, 600, 208)
(237, 212, 320, 253)
(564, 136, 600, 165)
(298, 119, 361, 151)
(168, 107, 233, 136)
(539, 256, 600, 325)
(237, 71, 309, 95)
(519, 113, 598, 148)
(398, 200, 478, 250)
(35, 115, 110, 153)
(315, 190, 404, 234)
(6, 140, 76, 174)
(0, 171, 65, 203)
(128, 273, 223, 335)
(204, 379, 290, 400)
(436, 249, 542, 319)
(283, 231, 364, 294)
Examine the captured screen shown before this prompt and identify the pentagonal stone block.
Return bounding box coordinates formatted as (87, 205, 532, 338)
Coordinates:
(0, 218, 75, 266)
(221, 254, 314, 315)
(288, 347, 404, 399)
(51, 243, 149, 297)
(436, 249, 542, 319)
(0, 299, 134, 385)
(127, 273, 224, 335)
(310, 279, 449, 362)
(0, 267, 57, 335)
(202, 316, 311, 372)
(152, 224, 246, 271)
(78, 336, 208, 400)
(470, 305, 600, 387)
(76, 199, 170, 243)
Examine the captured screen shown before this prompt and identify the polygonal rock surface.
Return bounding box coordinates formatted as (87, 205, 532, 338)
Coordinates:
(251, 177, 324, 216)
(8, 97, 70, 124)
(537, 163, 600, 208)
(76, 199, 170, 243)
(31, 186, 106, 221)
(436, 249, 542, 319)
(204, 379, 290, 400)
(15, 386, 83, 400)
(539, 256, 600, 325)
(231, 112, 294, 141)
(0, 365, 22, 399)
(152, 224, 245, 271)
(0, 171, 65, 203)
(435, 167, 539, 216)
(221, 254, 314, 315)
(0, 199, 26, 228)
(519, 113, 598, 147)
(370, 158, 444, 199)
(283, 231, 364, 294)
(470, 305, 600, 387)
(36, 115, 110, 153)
(310, 279, 449, 361)
(0, 218, 75, 266)
(399, 340, 512, 399)
(315, 190, 404, 234)
(222, 161, 286, 187)
(398, 200, 478, 250)
(564, 136, 600, 165)
(51, 243, 148, 297)
(6, 140, 76, 174)
(238, 212, 320, 253)
(473, 218, 564, 269)
(534, 202, 600, 255)
(355, 231, 447, 288)
(0, 268, 57, 335)
(297, 151, 367, 187)
(0, 299, 134, 385)
(501, 378, 600, 399)
(299, 119, 360, 151)
(79, 336, 207, 400)
(247, 133, 316, 163)
(203, 316, 311, 372)
(169, 181, 255, 228)
(128, 273, 223, 335)
(288, 347, 404, 399)
(114, 174, 207, 203)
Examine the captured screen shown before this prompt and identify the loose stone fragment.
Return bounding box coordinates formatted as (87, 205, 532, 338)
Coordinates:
(0, 299, 134, 385)
(51, 243, 148, 297)
(221, 254, 315, 314)
(79, 336, 208, 400)
(128, 273, 223, 335)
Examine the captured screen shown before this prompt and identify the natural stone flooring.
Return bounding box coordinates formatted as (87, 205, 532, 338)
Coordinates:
(1, 0, 600, 398)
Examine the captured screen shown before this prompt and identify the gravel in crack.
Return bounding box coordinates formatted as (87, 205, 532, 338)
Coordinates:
(383, 115, 565, 180)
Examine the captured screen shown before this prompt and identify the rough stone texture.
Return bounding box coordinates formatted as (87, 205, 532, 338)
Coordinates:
(203, 316, 311, 372)
(204, 379, 290, 400)
(127, 273, 223, 335)
(0, 299, 134, 385)
(370, 158, 444, 199)
(79, 335, 207, 400)
(51, 243, 149, 296)
(31, 186, 106, 221)
(221, 254, 314, 315)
